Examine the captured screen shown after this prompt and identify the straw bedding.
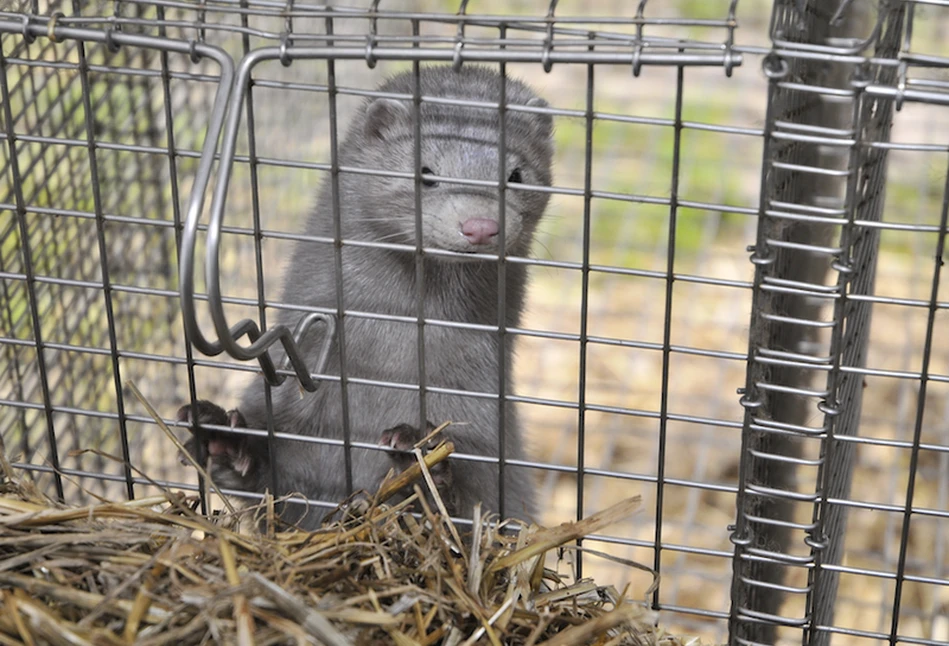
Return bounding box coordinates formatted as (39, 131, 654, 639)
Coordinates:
(0, 396, 712, 646)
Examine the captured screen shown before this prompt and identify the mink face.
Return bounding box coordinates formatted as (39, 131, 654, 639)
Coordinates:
(339, 67, 553, 257)
(184, 65, 554, 530)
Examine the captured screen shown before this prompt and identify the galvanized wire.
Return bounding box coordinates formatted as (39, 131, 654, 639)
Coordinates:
(1, 2, 949, 646)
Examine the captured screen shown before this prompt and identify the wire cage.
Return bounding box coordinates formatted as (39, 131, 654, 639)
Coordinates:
(1, 1, 948, 644)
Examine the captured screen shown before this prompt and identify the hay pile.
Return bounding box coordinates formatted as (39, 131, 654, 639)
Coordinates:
(0, 426, 707, 645)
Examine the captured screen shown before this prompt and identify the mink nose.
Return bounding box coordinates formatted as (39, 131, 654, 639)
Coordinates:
(461, 218, 499, 245)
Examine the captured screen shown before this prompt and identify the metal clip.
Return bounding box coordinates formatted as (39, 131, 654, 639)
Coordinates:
(365, 0, 381, 69)
(47, 11, 64, 44)
(188, 39, 201, 64)
(21, 14, 36, 44)
(452, 0, 470, 72)
(632, 0, 647, 77)
(104, 28, 120, 53)
(724, 0, 739, 78)
(279, 33, 293, 67)
(739, 393, 764, 410)
(816, 399, 840, 417)
(541, 0, 558, 73)
(749, 243, 776, 266)
(761, 53, 789, 81)
(279, 0, 295, 67)
(804, 531, 828, 550)
(728, 524, 753, 547)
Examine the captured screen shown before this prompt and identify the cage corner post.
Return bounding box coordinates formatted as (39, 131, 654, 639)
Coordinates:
(729, 1, 893, 644)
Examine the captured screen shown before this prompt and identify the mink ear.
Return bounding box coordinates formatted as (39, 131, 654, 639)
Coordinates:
(525, 97, 553, 140)
(364, 98, 410, 140)
(176, 404, 193, 424)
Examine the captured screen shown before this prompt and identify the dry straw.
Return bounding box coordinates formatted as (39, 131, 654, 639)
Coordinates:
(0, 385, 713, 645)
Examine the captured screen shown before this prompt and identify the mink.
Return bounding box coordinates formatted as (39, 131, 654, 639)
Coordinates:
(181, 65, 553, 529)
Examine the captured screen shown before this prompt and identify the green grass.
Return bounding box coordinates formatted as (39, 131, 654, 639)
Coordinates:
(546, 97, 758, 268)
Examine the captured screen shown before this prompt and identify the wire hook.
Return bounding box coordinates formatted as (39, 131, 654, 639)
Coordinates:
(280, 313, 336, 387)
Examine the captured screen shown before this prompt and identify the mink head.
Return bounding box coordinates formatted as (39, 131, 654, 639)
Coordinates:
(340, 65, 554, 258)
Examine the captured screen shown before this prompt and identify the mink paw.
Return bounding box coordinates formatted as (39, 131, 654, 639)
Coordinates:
(380, 421, 455, 515)
(176, 400, 252, 477)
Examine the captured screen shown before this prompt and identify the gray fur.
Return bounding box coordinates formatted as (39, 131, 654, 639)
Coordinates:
(234, 65, 553, 529)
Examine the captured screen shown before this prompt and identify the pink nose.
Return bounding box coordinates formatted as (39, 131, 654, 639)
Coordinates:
(461, 218, 499, 245)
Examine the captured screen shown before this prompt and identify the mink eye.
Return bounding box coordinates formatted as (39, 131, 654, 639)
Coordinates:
(507, 168, 523, 184)
(420, 166, 438, 187)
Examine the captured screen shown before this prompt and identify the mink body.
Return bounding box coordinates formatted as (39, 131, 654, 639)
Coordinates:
(185, 65, 553, 529)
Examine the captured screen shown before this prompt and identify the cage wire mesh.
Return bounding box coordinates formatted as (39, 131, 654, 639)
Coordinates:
(0, 1, 948, 644)
(0, 1, 183, 502)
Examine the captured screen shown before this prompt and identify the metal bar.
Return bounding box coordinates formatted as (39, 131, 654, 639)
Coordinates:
(411, 19, 428, 451)
(239, 0, 281, 517)
(156, 0, 204, 516)
(574, 28, 595, 578)
(653, 52, 686, 612)
(886, 134, 949, 646)
(324, 15, 353, 495)
(495, 39, 510, 519)
(0, 28, 64, 500)
(72, 1, 136, 501)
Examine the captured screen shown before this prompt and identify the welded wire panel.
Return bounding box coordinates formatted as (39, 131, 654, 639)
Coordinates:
(729, 3, 868, 644)
(0, 3, 756, 643)
(0, 2, 947, 646)
(151, 3, 757, 641)
(0, 2, 181, 501)
(733, 2, 949, 645)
